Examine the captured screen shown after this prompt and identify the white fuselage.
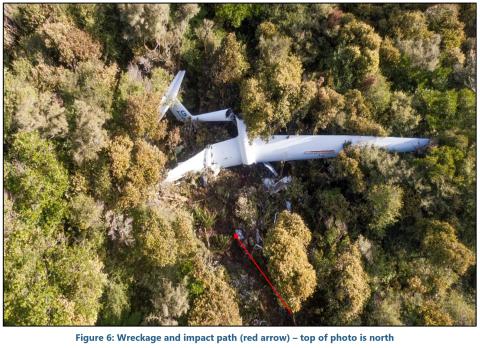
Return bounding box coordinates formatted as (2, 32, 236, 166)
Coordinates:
(163, 117, 429, 182)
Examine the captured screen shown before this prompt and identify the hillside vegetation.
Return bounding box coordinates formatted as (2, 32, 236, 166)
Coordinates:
(3, 3, 476, 326)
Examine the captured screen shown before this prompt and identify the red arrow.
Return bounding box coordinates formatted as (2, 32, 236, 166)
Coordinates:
(233, 232, 293, 316)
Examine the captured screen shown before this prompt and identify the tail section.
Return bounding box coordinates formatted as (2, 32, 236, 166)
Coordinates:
(191, 109, 234, 122)
(159, 70, 235, 123)
(158, 70, 188, 121)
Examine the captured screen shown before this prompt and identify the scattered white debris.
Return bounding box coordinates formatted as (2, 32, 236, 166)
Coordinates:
(262, 176, 292, 193)
(285, 200, 292, 212)
(263, 162, 278, 177)
(235, 228, 245, 240)
(255, 229, 263, 245)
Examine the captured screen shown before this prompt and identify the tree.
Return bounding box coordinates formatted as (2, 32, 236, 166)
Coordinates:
(12, 4, 70, 35)
(118, 140, 166, 208)
(134, 206, 178, 267)
(98, 273, 131, 325)
(188, 262, 242, 325)
(144, 279, 189, 325)
(325, 241, 371, 324)
(455, 88, 476, 132)
(366, 291, 403, 325)
(10, 57, 117, 114)
(118, 4, 199, 68)
(70, 100, 110, 166)
(4, 222, 102, 325)
(262, 4, 337, 68)
(422, 220, 474, 276)
(117, 65, 171, 141)
(311, 87, 387, 136)
(396, 34, 441, 72)
(387, 10, 432, 41)
(362, 73, 392, 117)
(4, 222, 56, 325)
(108, 135, 167, 209)
(48, 241, 107, 325)
(240, 22, 315, 138)
(454, 39, 476, 91)
(343, 89, 387, 135)
(459, 3, 476, 37)
(332, 18, 381, 91)
(105, 211, 134, 246)
(442, 290, 475, 325)
(415, 88, 460, 133)
(68, 193, 104, 243)
(4, 70, 68, 138)
(66, 59, 118, 113)
(3, 193, 16, 240)
(383, 9, 442, 75)
(123, 92, 167, 142)
(118, 4, 170, 45)
(419, 301, 453, 326)
(36, 21, 101, 68)
(316, 189, 351, 229)
(329, 150, 366, 194)
(171, 210, 199, 258)
(366, 184, 403, 237)
(212, 33, 249, 86)
(355, 145, 404, 186)
(426, 4, 465, 50)
(108, 135, 133, 181)
(264, 211, 317, 312)
(380, 91, 421, 135)
(240, 77, 275, 138)
(4, 132, 107, 325)
(4, 177, 71, 324)
(133, 205, 199, 267)
(412, 144, 470, 218)
(312, 86, 346, 132)
(214, 4, 256, 28)
(5, 131, 68, 229)
(421, 146, 464, 184)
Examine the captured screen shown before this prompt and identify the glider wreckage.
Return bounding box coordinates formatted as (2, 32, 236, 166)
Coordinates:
(160, 71, 430, 184)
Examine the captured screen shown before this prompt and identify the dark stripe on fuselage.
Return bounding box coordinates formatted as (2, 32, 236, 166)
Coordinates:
(304, 150, 336, 154)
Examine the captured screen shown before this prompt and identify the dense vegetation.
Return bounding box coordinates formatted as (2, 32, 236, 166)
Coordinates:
(3, 3, 476, 326)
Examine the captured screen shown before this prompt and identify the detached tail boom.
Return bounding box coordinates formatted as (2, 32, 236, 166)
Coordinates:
(159, 71, 234, 123)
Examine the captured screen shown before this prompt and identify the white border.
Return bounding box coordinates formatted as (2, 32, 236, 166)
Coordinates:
(1, 1, 478, 347)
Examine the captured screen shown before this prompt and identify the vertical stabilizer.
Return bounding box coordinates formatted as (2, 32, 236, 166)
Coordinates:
(158, 70, 186, 119)
(170, 100, 193, 121)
